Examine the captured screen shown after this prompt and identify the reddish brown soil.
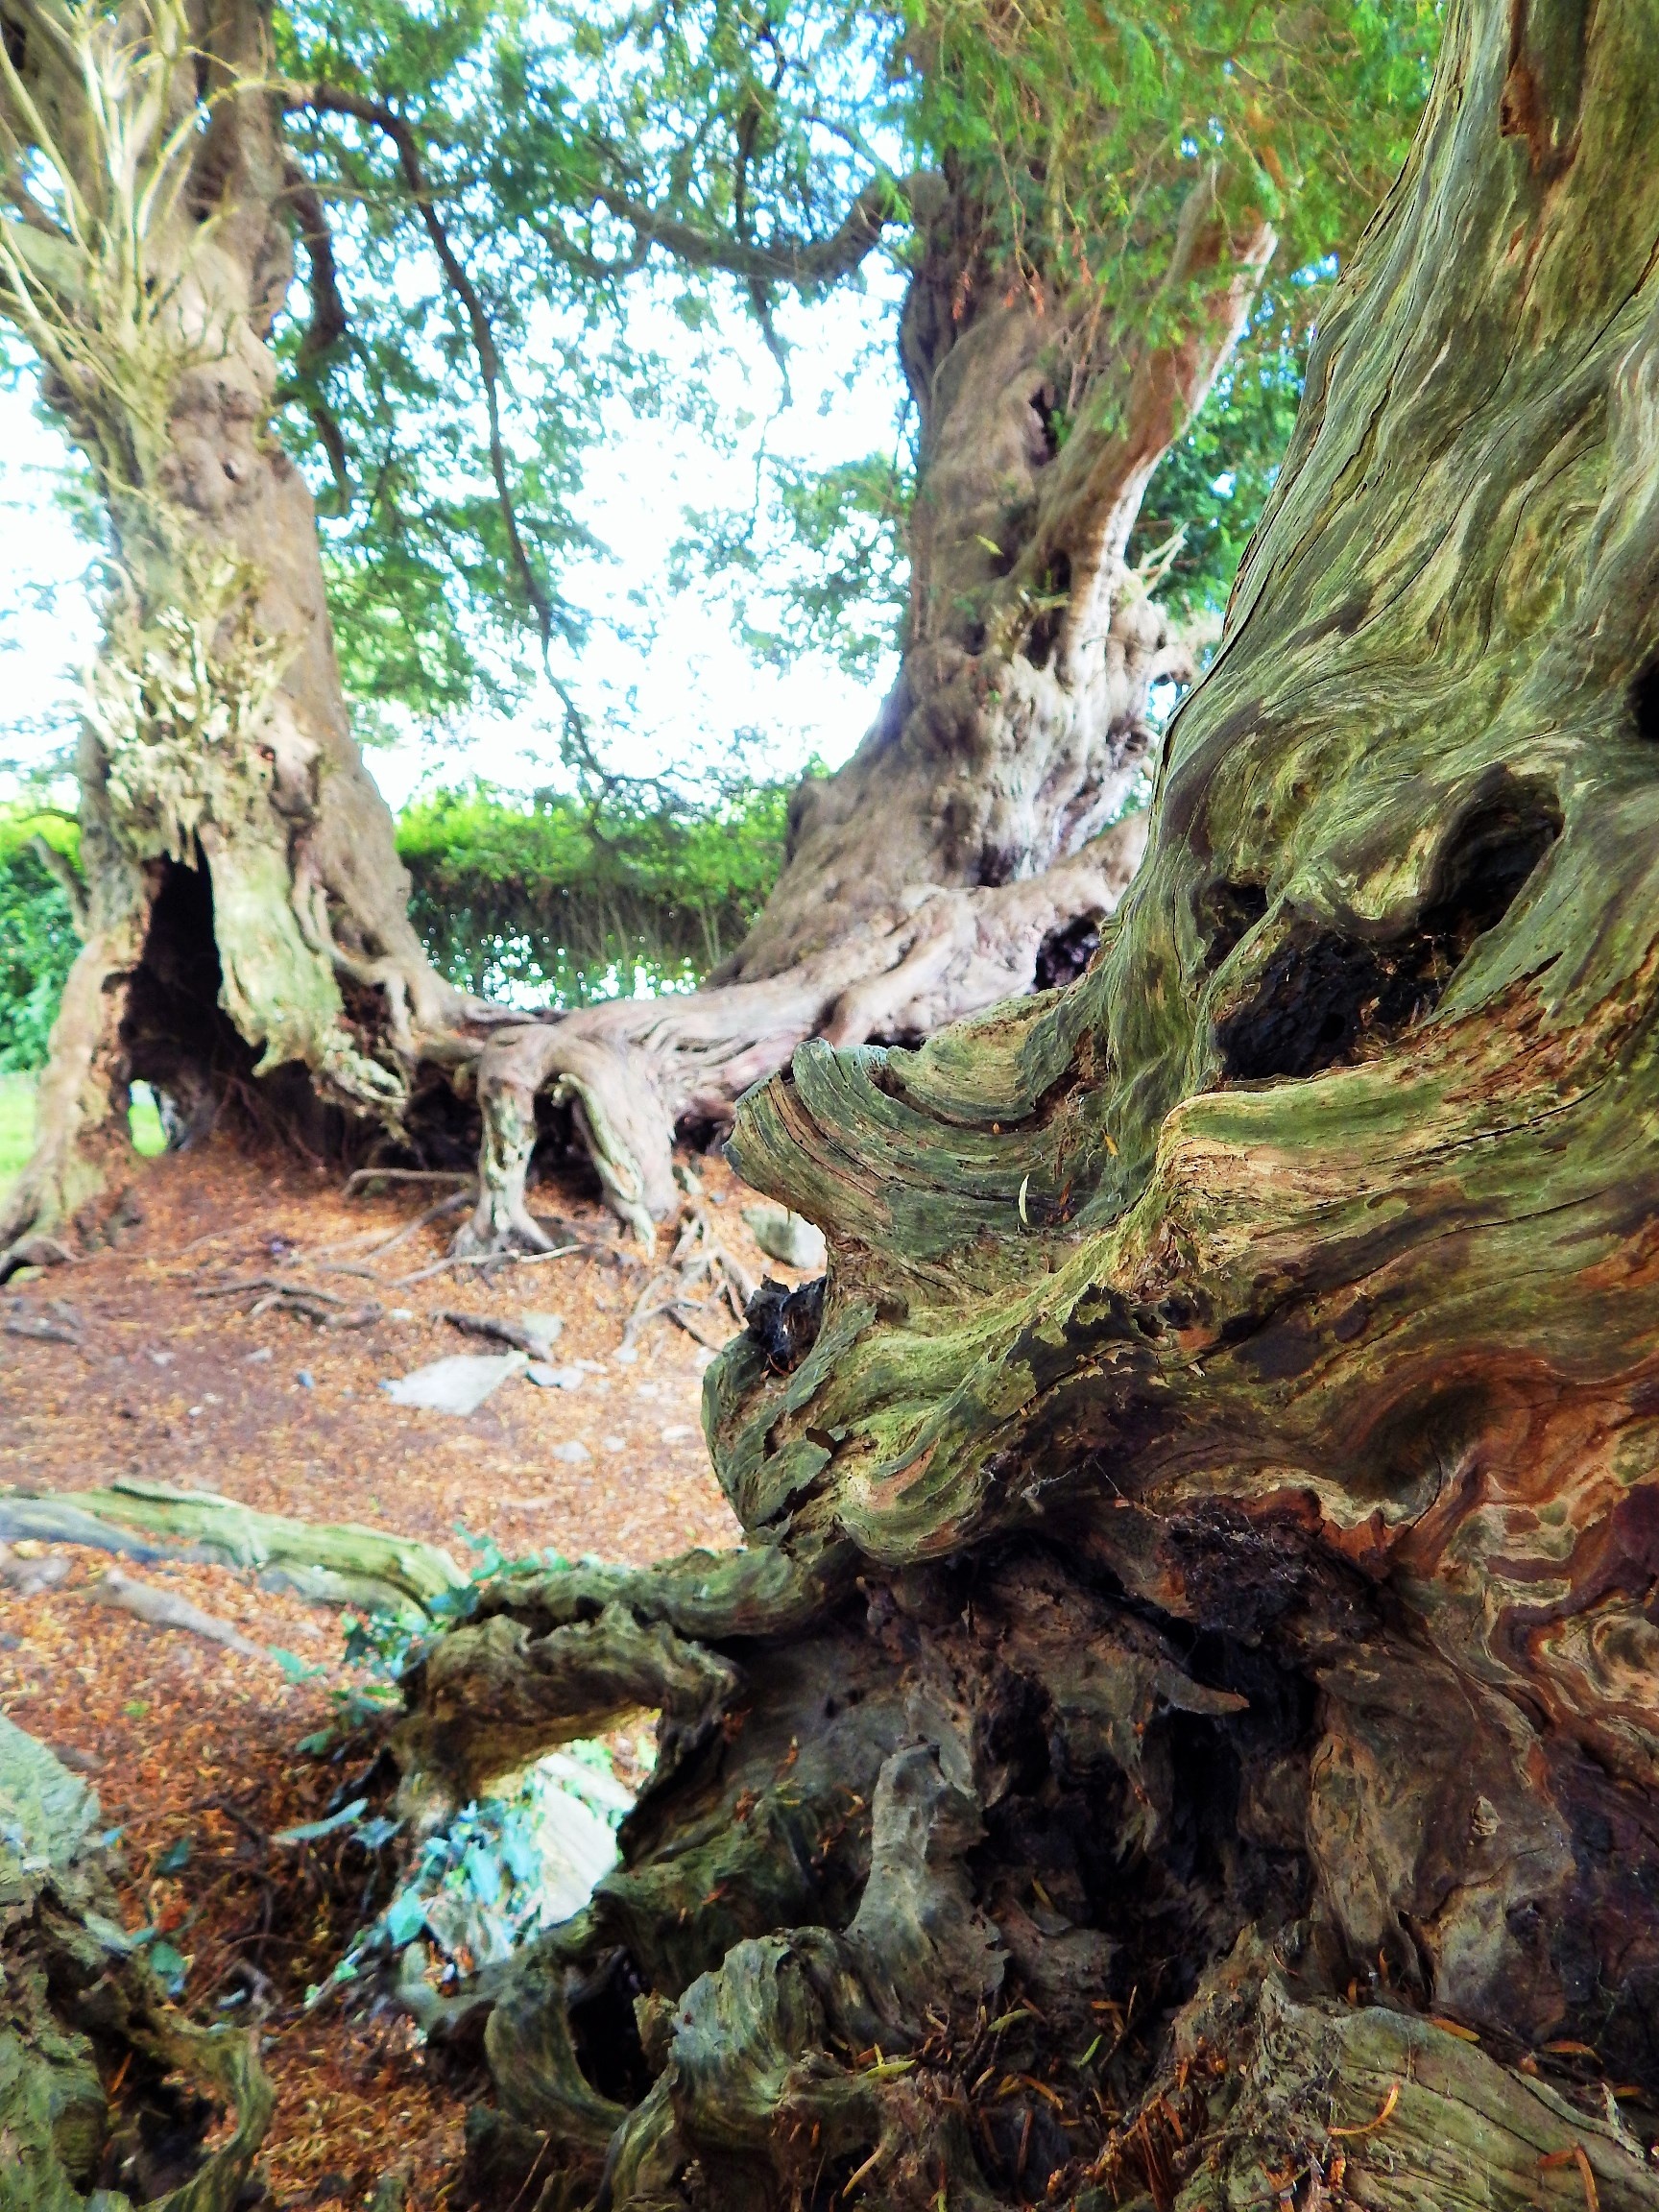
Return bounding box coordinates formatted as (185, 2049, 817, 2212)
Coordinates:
(0, 1137, 776, 2207)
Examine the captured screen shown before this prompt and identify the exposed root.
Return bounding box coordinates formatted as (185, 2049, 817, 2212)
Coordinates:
(0, 1478, 467, 1619)
(344, 1167, 478, 1196)
(89, 1564, 271, 1657)
(618, 1198, 756, 1358)
(193, 1271, 385, 1327)
(308, 1188, 476, 1267)
(395, 1508, 1659, 2211)
(441, 1309, 565, 1358)
(0, 1234, 81, 1284)
(6, 1297, 88, 1345)
(458, 828, 1146, 1253)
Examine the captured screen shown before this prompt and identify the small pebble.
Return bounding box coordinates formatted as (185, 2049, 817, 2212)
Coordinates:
(551, 1440, 591, 1464)
(297, 1370, 315, 1389)
(661, 1424, 696, 1443)
(613, 1345, 638, 1365)
(602, 1434, 626, 1454)
(527, 1364, 586, 1391)
(148, 1349, 174, 1367)
(245, 1347, 273, 1364)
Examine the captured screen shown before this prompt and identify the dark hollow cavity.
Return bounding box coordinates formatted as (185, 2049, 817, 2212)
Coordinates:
(1629, 653, 1659, 743)
(1034, 912, 1102, 990)
(1215, 775, 1562, 1083)
(744, 1275, 827, 1374)
(1200, 879, 1268, 970)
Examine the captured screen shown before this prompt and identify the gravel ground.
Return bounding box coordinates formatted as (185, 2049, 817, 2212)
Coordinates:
(0, 1134, 787, 2206)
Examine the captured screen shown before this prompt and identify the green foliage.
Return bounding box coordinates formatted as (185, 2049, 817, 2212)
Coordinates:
(0, 811, 79, 1072)
(0, 1073, 35, 1186)
(910, 0, 1439, 296)
(1127, 298, 1308, 620)
(397, 778, 798, 1007)
(676, 449, 913, 684)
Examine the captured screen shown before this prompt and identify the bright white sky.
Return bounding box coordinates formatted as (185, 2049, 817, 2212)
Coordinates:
(0, 272, 908, 811)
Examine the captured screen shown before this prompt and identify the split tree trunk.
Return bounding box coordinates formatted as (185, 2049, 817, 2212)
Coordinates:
(0, 0, 478, 1260)
(398, 3, 1659, 2205)
(463, 178, 1273, 1246)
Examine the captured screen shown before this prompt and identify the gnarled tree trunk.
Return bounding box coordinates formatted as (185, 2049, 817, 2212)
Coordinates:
(397, 3, 1659, 2204)
(0, 0, 481, 1260)
(464, 176, 1273, 1246)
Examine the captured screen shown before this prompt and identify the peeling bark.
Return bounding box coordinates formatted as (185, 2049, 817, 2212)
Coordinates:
(397, 2, 1659, 2203)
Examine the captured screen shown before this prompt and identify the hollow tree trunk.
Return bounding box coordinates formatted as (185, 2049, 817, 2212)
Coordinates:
(0, 0, 477, 1262)
(399, 3, 1659, 2205)
(465, 178, 1273, 1246)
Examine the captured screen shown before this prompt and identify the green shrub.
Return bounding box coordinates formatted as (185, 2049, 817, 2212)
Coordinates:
(0, 811, 80, 1073)
(397, 779, 796, 1008)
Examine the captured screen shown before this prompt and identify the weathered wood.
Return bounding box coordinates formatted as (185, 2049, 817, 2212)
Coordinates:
(397, 3, 1659, 2204)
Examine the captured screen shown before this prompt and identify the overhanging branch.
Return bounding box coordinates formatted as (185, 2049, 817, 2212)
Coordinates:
(280, 156, 347, 373)
(291, 83, 558, 656)
(583, 164, 944, 290)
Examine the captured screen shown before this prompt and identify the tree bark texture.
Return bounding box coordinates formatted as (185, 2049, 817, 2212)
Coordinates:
(464, 179, 1272, 1246)
(397, 3, 1659, 2204)
(0, 0, 480, 1257)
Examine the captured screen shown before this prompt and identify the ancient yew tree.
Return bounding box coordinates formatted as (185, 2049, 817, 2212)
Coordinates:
(385, 0, 1659, 2204)
(0, 0, 1424, 1264)
(458, 0, 1428, 1247)
(0, 0, 490, 1256)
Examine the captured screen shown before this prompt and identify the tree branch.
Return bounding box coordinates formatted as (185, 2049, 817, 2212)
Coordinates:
(280, 156, 348, 374)
(583, 164, 944, 291)
(29, 830, 84, 936)
(291, 84, 557, 657)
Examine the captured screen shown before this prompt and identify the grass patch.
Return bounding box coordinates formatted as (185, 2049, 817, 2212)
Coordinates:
(0, 1073, 165, 1197)
(132, 1083, 164, 1156)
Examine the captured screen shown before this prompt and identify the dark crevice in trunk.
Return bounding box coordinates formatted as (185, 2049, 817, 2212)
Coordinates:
(1630, 654, 1659, 742)
(1214, 775, 1562, 1081)
(743, 1275, 828, 1374)
(1034, 911, 1102, 989)
(567, 1949, 654, 2108)
(121, 854, 254, 1144)
(1200, 878, 1268, 969)
(1024, 550, 1071, 670)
